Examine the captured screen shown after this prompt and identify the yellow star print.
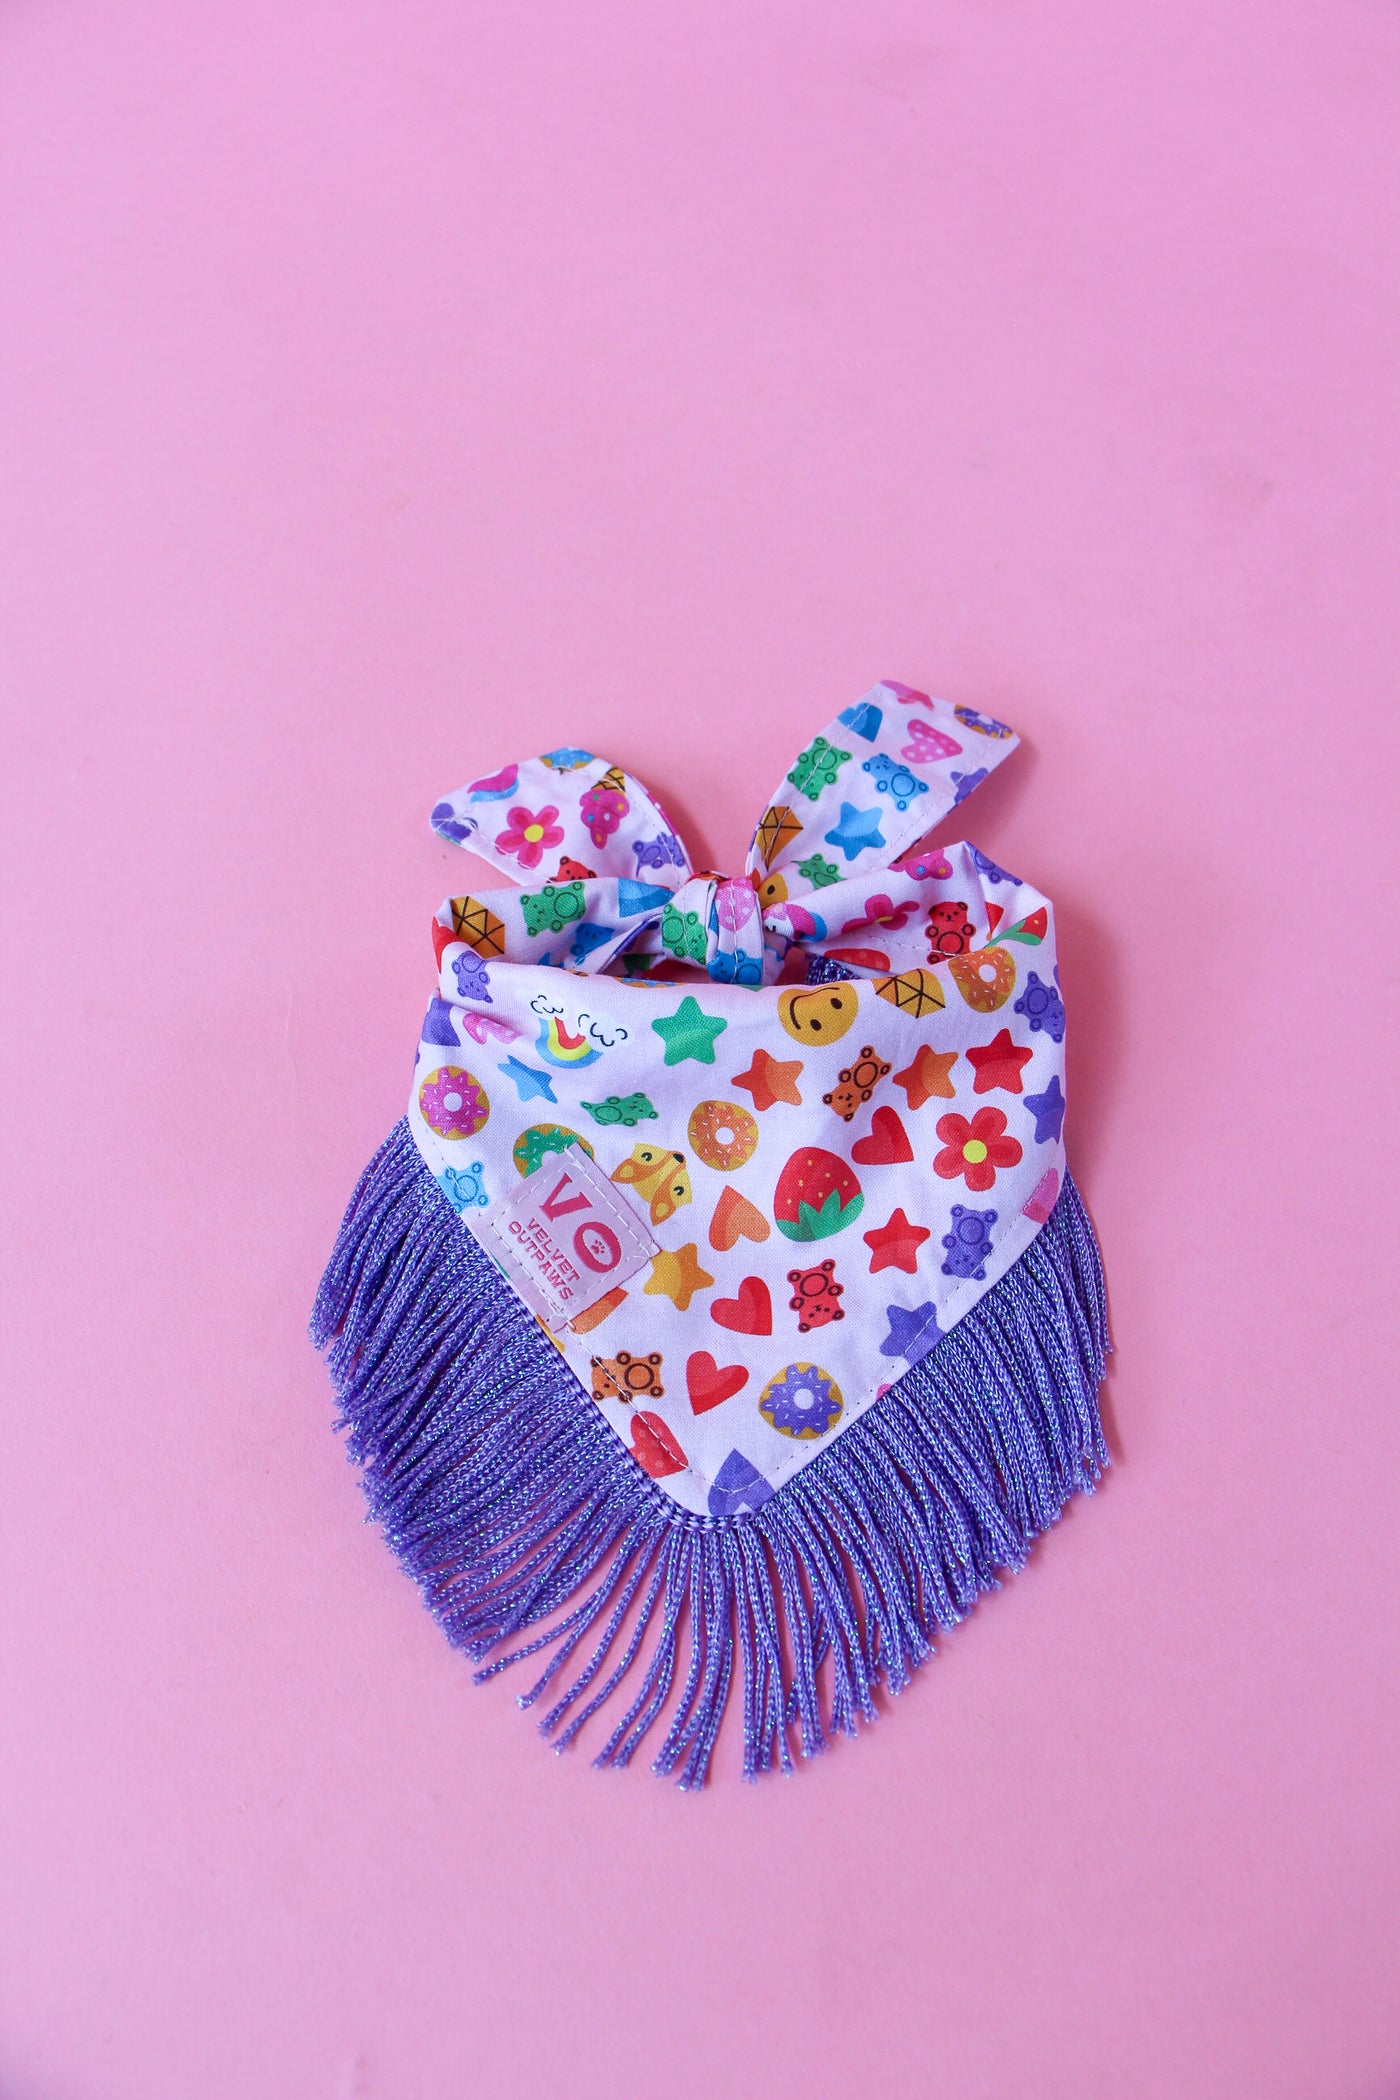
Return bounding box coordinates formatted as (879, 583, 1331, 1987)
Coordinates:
(644, 1242, 715, 1312)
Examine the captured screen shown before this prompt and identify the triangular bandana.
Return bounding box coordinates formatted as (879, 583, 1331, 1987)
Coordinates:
(313, 683, 1108, 1783)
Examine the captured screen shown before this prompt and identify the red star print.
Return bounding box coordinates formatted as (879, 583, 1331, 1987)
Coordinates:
(893, 1043, 958, 1110)
(732, 1047, 804, 1110)
(965, 1026, 1033, 1094)
(862, 1207, 931, 1274)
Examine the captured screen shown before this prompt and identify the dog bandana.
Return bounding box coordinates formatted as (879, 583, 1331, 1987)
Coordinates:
(313, 683, 1109, 1785)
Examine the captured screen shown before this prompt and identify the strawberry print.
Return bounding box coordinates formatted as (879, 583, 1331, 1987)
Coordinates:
(408, 687, 1067, 1518)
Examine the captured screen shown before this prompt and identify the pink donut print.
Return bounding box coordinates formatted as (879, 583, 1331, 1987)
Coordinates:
(418, 1065, 490, 1140)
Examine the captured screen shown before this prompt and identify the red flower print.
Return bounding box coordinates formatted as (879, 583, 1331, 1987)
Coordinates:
(495, 803, 565, 871)
(933, 1106, 1022, 1192)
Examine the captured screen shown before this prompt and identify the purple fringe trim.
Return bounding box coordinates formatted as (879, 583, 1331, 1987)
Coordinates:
(311, 1121, 1109, 1787)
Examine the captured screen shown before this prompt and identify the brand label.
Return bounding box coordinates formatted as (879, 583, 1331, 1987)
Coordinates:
(486, 1144, 659, 1329)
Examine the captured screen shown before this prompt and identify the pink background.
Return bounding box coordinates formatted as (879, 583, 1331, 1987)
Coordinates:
(3, 2, 1398, 2094)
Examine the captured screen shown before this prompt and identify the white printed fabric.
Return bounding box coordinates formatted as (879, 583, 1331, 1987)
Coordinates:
(408, 682, 1069, 1518)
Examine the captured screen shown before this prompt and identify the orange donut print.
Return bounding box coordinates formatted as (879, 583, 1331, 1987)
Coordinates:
(687, 1099, 760, 1172)
(947, 945, 1016, 1012)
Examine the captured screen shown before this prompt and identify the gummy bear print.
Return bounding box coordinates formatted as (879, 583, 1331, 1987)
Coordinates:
(1014, 969, 1066, 1043)
(451, 949, 492, 1002)
(861, 753, 929, 814)
(941, 1205, 997, 1281)
(582, 1092, 657, 1127)
(821, 1046, 891, 1124)
(520, 881, 586, 937)
(661, 901, 708, 966)
(787, 734, 851, 801)
(438, 1161, 489, 1212)
(632, 832, 685, 873)
(786, 1259, 845, 1334)
(926, 900, 974, 957)
(590, 1350, 664, 1403)
(410, 688, 1064, 1517)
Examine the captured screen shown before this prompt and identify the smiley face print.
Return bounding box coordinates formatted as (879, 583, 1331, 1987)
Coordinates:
(777, 982, 861, 1047)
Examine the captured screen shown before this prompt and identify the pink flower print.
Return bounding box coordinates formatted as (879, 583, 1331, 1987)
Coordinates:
(495, 803, 565, 871)
(894, 847, 954, 882)
(839, 893, 917, 936)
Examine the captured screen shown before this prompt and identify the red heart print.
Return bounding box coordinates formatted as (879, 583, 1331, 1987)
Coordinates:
(686, 1350, 749, 1414)
(629, 1410, 688, 1478)
(852, 1104, 914, 1166)
(710, 1275, 773, 1336)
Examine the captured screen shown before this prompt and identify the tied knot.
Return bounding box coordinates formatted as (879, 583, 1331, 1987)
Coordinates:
(660, 873, 777, 988)
(429, 682, 1024, 987)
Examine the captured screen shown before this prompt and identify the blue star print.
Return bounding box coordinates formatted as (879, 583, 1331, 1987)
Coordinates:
(879, 1301, 941, 1362)
(497, 1056, 558, 1104)
(823, 801, 886, 861)
(1023, 1072, 1066, 1145)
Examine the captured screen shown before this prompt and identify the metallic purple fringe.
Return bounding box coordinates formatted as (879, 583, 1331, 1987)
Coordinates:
(310, 1121, 1109, 1787)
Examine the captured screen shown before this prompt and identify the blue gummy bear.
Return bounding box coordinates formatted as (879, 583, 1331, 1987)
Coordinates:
(568, 921, 615, 965)
(439, 1161, 489, 1212)
(861, 753, 929, 814)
